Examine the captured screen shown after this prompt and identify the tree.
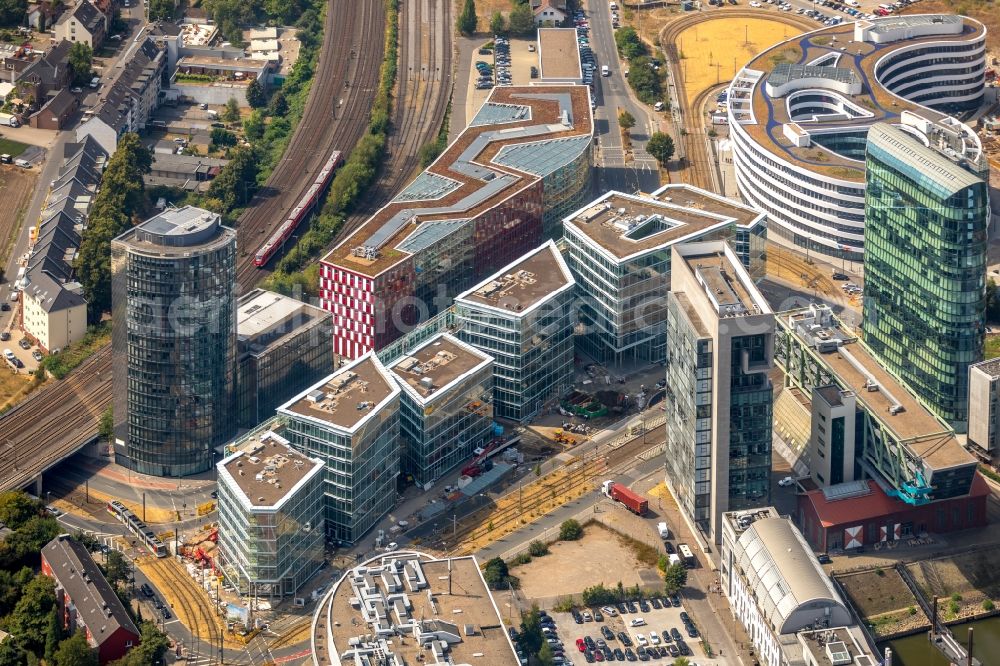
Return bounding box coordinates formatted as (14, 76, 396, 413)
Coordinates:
(559, 519, 582, 541)
(987, 278, 1000, 322)
(646, 132, 675, 167)
(148, 0, 173, 19)
(0, 566, 33, 618)
(44, 609, 61, 664)
(269, 89, 288, 117)
(0, 516, 60, 568)
(245, 78, 266, 109)
(482, 557, 510, 590)
(0, 491, 42, 530)
(626, 57, 662, 104)
(489, 10, 506, 35)
(243, 110, 265, 143)
(0, 640, 24, 666)
(211, 127, 238, 148)
(528, 540, 548, 557)
(73, 132, 151, 321)
(207, 146, 259, 211)
(618, 109, 635, 130)
(68, 42, 93, 86)
(537, 641, 555, 666)
(457, 0, 476, 35)
(672, 658, 690, 666)
(0, 0, 27, 27)
(98, 405, 114, 441)
(8, 576, 56, 653)
(223, 97, 241, 123)
(53, 632, 98, 666)
(508, 3, 534, 36)
(104, 550, 131, 590)
(614, 26, 645, 60)
(663, 563, 688, 595)
(517, 605, 544, 657)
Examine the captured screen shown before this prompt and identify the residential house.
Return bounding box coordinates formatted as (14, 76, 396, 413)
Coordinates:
(76, 38, 165, 154)
(30, 88, 79, 129)
(54, 0, 107, 49)
(533, 0, 567, 25)
(40, 535, 141, 664)
(10, 40, 72, 108)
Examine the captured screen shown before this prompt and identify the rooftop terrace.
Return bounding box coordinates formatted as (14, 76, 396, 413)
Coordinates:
(388, 334, 491, 402)
(322, 86, 592, 277)
(730, 15, 986, 179)
(565, 186, 764, 261)
(458, 240, 573, 314)
(280, 355, 397, 432)
(220, 430, 323, 508)
(783, 305, 975, 471)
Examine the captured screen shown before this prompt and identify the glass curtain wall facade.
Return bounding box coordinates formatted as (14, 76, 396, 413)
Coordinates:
(237, 315, 334, 428)
(396, 366, 494, 486)
(727, 334, 773, 510)
(541, 149, 593, 237)
(863, 123, 988, 432)
(111, 209, 237, 477)
(665, 294, 714, 534)
(457, 297, 575, 422)
(216, 433, 325, 598)
(281, 400, 400, 545)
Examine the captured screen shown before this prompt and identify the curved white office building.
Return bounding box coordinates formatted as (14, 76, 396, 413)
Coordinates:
(728, 15, 986, 261)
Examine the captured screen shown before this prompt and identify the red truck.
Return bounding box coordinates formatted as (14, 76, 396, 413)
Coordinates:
(601, 480, 648, 515)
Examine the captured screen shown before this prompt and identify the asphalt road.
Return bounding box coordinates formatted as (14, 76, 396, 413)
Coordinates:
(585, 0, 660, 194)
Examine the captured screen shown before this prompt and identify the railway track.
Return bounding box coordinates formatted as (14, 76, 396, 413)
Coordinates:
(660, 10, 814, 191)
(333, 0, 453, 243)
(0, 0, 389, 493)
(236, 0, 386, 286)
(144, 556, 225, 657)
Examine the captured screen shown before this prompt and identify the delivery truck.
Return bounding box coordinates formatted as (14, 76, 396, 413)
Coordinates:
(601, 480, 648, 515)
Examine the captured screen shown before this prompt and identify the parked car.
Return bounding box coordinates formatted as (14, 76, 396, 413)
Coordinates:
(32, 350, 42, 362)
(629, 618, 646, 628)
(0, 332, 8, 341)
(18, 338, 30, 350)
(778, 476, 795, 487)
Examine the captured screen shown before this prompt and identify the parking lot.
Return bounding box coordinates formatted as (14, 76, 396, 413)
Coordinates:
(746, 0, 923, 25)
(539, 601, 729, 665)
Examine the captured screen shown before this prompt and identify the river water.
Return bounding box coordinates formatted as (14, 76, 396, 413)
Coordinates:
(880, 616, 1000, 666)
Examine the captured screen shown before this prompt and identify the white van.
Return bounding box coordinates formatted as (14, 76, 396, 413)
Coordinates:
(657, 521, 670, 539)
(601, 65, 610, 77)
(90, 76, 101, 88)
(14, 159, 29, 168)
(844, 0, 859, 5)
(653, 101, 665, 112)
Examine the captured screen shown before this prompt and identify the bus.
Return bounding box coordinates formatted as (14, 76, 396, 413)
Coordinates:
(678, 543, 695, 568)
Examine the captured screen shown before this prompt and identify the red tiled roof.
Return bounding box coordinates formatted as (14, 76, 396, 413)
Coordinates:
(804, 475, 989, 528)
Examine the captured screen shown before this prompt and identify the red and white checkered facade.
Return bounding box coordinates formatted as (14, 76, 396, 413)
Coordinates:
(321, 263, 376, 359)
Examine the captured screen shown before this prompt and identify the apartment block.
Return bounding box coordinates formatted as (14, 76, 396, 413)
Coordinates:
(387, 333, 494, 486)
(968, 358, 1000, 459)
(217, 424, 325, 598)
(562, 184, 765, 366)
(455, 240, 576, 423)
(278, 353, 401, 545)
(665, 241, 775, 544)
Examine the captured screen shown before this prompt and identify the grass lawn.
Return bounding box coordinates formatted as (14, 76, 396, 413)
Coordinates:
(0, 137, 29, 158)
(986, 335, 1000, 360)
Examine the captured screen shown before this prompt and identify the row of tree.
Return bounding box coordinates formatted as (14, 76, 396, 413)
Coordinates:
(458, 0, 540, 38)
(73, 133, 151, 323)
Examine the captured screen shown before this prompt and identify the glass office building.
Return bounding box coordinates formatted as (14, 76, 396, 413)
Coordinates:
(664, 242, 775, 543)
(236, 289, 333, 428)
(864, 122, 989, 432)
(388, 333, 495, 486)
(562, 185, 767, 367)
(455, 240, 576, 423)
(216, 421, 325, 598)
(111, 206, 237, 477)
(277, 353, 401, 545)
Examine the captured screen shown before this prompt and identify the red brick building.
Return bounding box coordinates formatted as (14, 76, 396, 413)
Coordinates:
(41, 535, 141, 664)
(797, 477, 989, 552)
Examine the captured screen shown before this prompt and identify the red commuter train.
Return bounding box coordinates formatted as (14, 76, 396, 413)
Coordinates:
(254, 149, 344, 267)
